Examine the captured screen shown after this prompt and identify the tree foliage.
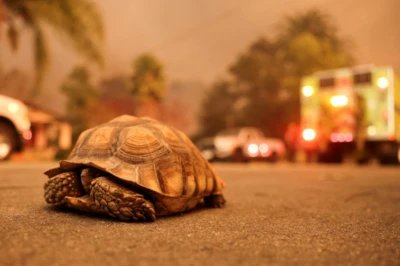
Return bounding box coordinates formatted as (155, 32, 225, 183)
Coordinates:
(130, 53, 166, 102)
(199, 8, 355, 138)
(198, 80, 240, 137)
(1, 0, 104, 94)
(61, 65, 98, 143)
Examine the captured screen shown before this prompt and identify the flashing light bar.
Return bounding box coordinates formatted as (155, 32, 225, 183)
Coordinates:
(330, 133, 353, 143)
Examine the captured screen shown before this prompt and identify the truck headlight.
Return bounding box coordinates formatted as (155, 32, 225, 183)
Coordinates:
(302, 86, 314, 97)
(377, 77, 388, 89)
(330, 95, 348, 107)
(302, 128, 316, 141)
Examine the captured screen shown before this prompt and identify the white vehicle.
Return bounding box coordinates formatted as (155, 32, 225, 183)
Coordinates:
(196, 137, 217, 162)
(214, 127, 286, 162)
(0, 95, 31, 160)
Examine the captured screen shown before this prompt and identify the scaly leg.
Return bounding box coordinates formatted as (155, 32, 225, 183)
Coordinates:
(63, 195, 103, 213)
(44, 171, 83, 205)
(90, 177, 156, 222)
(44, 170, 102, 213)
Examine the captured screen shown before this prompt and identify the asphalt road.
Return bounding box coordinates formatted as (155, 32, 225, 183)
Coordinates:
(0, 162, 399, 266)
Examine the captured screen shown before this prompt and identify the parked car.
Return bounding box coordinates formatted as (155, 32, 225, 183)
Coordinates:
(213, 127, 286, 162)
(0, 95, 31, 160)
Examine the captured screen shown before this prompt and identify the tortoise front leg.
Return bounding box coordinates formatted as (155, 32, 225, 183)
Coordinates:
(90, 177, 156, 222)
(63, 195, 103, 214)
(44, 171, 85, 205)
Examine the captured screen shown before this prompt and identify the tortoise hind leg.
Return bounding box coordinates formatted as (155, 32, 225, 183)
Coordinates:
(44, 171, 84, 205)
(204, 194, 226, 208)
(90, 177, 156, 222)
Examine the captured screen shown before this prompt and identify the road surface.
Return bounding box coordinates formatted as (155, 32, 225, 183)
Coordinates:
(0, 162, 399, 266)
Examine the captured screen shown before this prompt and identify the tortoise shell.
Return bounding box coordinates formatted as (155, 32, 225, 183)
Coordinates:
(47, 115, 225, 215)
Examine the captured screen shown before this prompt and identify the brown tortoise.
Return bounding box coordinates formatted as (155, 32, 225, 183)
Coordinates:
(43, 115, 226, 221)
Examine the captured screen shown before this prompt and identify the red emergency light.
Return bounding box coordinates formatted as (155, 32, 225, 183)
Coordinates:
(330, 133, 353, 143)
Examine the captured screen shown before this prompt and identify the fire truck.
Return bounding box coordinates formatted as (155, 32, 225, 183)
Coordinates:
(299, 65, 400, 164)
(0, 95, 31, 160)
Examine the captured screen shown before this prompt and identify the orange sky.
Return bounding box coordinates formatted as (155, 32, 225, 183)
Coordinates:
(0, 0, 399, 110)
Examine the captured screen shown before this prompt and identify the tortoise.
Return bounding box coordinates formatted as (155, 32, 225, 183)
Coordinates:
(43, 115, 226, 221)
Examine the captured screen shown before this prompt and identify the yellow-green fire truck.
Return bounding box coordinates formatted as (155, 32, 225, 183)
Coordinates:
(300, 65, 400, 164)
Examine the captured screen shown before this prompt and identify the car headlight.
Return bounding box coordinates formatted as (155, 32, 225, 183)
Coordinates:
(259, 143, 269, 154)
(247, 144, 258, 154)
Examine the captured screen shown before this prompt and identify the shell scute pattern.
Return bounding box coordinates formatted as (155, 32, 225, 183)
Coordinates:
(114, 126, 171, 164)
(154, 154, 184, 196)
(136, 163, 163, 194)
(45, 115, 226, 218)
(76, 127, 116, 161)
(60, 115, 222, 200)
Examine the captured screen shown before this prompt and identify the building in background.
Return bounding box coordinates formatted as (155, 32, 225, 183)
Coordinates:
(26, 103, 71, 149)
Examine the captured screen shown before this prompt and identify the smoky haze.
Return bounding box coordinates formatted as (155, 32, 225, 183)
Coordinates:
(0, 0, 399, 126)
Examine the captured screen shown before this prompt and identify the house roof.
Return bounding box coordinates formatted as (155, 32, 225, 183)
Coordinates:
(24, 101, 67, 124)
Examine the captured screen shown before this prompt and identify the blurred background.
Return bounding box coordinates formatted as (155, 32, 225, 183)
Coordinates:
(0, 0, 399, 163)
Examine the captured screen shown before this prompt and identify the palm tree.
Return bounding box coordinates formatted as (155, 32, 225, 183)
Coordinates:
(276, 9, 354, 75)
(0, 0, 104, 94)
(130, 53, 166, 102)
(129, 53, 167, 119)
(277, 8, 354, 54)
